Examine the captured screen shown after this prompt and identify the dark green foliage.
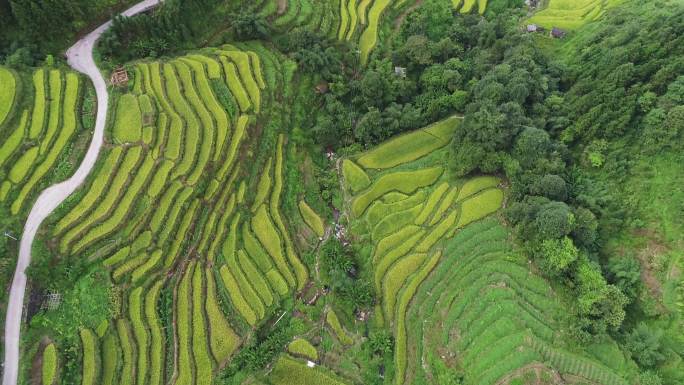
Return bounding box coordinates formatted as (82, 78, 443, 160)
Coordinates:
(625, 323, 666, 368)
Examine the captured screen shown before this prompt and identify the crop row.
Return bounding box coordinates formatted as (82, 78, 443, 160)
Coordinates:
(9, 72, 79, 215)
(0, 66, 16, 128)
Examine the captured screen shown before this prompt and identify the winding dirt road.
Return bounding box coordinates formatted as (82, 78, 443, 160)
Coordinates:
(2, 1, 161, 384)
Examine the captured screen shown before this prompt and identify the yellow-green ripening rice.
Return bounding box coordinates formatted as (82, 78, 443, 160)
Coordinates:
(299, 200, 325, 237)
(342, 159, 371, 193)
(456, 188, 504, 228)
(357, 116, 459, 169)
(456, 176, 500, 202)
(112, 94, 142, 143)
(0, 67, 16, 128)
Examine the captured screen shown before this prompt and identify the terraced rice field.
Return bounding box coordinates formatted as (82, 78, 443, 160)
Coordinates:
(343, 115, 510, 384)
(39, 45, 309, 385)
(0, 67, 85, 214)
(527, 0, 619, 30)
(262, 0, 488, 66)
(395, 216, 631, 385)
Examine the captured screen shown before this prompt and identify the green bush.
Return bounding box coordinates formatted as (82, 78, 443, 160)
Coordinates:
(112, 93, 142, 143)
(357, 116, 459, 169)
(41, 343, 57, 385)
(205, 267, 240, 363)
(341, 159, 371, 193)
(288, 338, 318, 360)
(299, 200, 325, 237)
(352, 167, 443, 217)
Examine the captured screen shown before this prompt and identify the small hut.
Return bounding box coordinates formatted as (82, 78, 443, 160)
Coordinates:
(110, 67, 129, 87)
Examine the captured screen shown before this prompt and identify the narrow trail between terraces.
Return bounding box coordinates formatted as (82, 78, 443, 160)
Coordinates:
(2, 1, 162, 383)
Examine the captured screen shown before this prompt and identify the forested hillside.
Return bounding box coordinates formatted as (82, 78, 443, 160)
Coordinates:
(0, 0, 682, 385)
